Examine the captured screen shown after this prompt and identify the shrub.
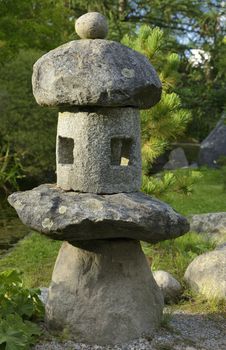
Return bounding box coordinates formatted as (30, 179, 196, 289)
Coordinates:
(142, 169, 203, 197)
(0, 269, 44, 349)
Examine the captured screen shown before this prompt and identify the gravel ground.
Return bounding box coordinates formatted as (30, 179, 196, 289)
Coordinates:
(33, 310, 226, 350)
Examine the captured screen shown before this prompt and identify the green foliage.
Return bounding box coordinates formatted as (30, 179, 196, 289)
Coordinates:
(0, 314, 41, 350)
(0, 0, 74, 63)
(0, 49, 57, 182)
(142, 169, 202, 197)
(0, 143, 24, 193)
(172, 169, 203, 195)
(178, 4, 226, 139)
(0, 270, 44, 318)
(121, 0, 226, 140)
(0, 269, 43, 349)
(141, 93, 191, 171)
(123, 25, 192, 172)
(0, 0, 130, 63)
(122, 26, 164, 59)
(159, 167, 226, 216)
(142, 172, 176, 196)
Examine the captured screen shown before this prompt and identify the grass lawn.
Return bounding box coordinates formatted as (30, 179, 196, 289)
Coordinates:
(0, 233, 61, 287)
(159, 167, 226, 216)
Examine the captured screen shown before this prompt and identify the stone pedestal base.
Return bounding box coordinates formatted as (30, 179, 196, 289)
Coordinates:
(46, 239, 164, 346)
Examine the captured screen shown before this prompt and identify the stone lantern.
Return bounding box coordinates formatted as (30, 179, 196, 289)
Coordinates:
(8, 12, 189, 346)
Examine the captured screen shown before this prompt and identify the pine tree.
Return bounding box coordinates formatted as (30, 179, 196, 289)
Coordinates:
(122, 25, 192, 173)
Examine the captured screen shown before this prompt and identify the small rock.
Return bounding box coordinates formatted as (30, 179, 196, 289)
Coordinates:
(184, 246, 226, 300)
(164, 147, 189, 170)
(75, 12, 108, 39)
(153, 270, 182, 303)
(39, 287, 49, 304)
(189, 212, 226, 243)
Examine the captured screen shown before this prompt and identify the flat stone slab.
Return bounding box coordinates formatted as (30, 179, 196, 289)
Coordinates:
(8, 184, 189, 244)
(32, 40, 161, 109)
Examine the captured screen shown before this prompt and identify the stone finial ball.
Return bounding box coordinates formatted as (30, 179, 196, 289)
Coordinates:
(75, 12, 108, 39)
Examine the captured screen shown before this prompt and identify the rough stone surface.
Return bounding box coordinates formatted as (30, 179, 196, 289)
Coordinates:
(39, 287, 49, 305)
(75, 12, 108, 39)
(153, 270, 182, 303)
(8, 184, 189, 244)
(46, 240, 164, 345)
(189, 212, 226, 243)
(32, 39, 161, 109)
(56, 108, 141, 193)
(184, 246, 226, 300)
(164, 147, 189, 170)
(198, 113, 226, 167)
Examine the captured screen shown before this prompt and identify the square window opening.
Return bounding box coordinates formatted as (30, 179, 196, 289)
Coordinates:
(111, 138, 133, 166)
(58, 136, 74, 164)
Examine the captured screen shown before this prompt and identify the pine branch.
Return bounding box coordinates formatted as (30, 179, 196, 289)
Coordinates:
(122, 15, 201, 34)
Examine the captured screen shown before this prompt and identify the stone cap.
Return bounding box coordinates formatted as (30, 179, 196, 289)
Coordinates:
(32, 13, 162, 109)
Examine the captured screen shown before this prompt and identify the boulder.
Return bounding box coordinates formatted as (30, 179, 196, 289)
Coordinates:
(8, 184, 189, 244)
(189, 212, 226, 243)
(32, 39, 161, 109)
(163, 147, 189, 170)
(46, 239, 164, 345)
(153, 270, 182, 303)
(198, 114, 226, 167)
(184, 246, 226, 300)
